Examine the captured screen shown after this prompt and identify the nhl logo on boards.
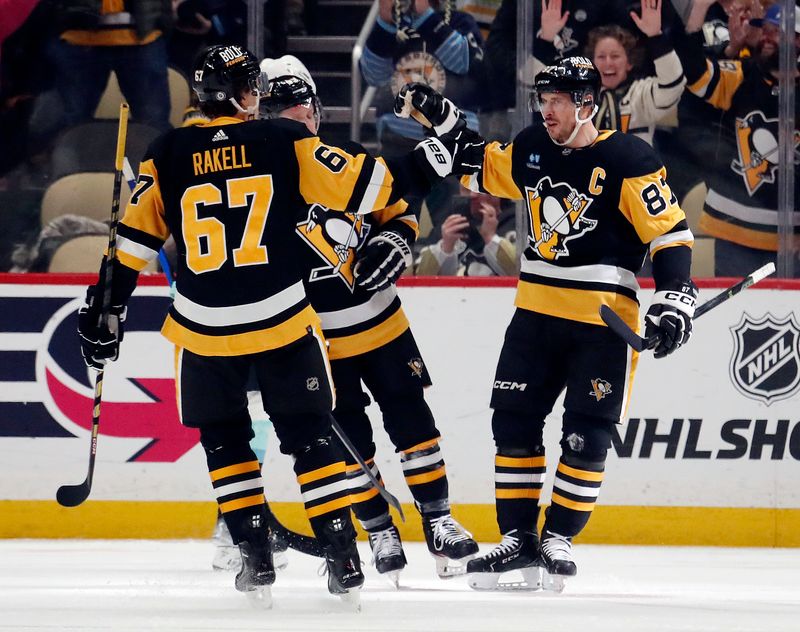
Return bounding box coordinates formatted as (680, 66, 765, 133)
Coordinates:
(729, 313, 800, 405)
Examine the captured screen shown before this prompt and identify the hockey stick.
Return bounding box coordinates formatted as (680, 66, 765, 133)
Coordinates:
(330, 416, 406, 522)
(57, 103, 130, 508)
(599, 262, 776, 352)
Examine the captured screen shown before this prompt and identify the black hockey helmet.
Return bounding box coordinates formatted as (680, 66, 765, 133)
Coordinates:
(530, 56, 601, 112)
(192, 45, 264, 104)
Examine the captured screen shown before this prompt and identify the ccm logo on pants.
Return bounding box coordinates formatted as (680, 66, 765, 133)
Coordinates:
(493, 381, 527, 391)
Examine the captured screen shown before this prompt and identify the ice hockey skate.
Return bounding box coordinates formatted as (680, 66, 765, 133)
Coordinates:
(319, 517, 364, 609)
(422, 514, 479, 578)
(368, 523, 407, 588)
(212, 513, 288, 572)
(466, 529, 542, 591)
(234, 533, 275, 609)
(540, 529, 577, 593)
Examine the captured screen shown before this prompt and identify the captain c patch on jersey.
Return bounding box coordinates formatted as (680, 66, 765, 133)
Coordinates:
(524, 177, 597, 260)
(732, 110, 800, 195)
(296, 204, 370, 291)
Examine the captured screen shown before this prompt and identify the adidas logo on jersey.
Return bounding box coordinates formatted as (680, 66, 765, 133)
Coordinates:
(211, 129, 229, 142)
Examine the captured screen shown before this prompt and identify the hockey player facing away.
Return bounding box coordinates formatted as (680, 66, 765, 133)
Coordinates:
(397, 57, 696, 592)
(75, 44, 477, 606)
(257, 54, 480, 586)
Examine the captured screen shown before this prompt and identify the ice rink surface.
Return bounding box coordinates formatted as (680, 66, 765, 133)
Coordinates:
(1, 539, 798, 632)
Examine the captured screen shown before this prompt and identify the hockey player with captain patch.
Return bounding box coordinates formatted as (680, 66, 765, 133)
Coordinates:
(396, 56, 696, 592)
(258, 54, 480, 586)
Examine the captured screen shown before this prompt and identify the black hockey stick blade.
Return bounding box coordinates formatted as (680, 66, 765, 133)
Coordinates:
(600, 262, 776, 352)
(268, 513, 324, 558)
(330, 416, 406, 522)
(56, 479, 92, 507)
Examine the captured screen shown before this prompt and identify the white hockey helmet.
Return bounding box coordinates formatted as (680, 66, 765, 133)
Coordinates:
(259, 55, 322, 129)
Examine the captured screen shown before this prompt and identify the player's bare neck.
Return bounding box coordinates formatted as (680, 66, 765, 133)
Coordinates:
(567, 124, 599, 150)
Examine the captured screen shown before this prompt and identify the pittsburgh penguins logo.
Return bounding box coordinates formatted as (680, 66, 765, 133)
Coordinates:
(589, 378, 612, 401)
(408, 357, 425, 378)
(732, 110, 800, 195)
(296, 204, 370, 291)
(524, 177, 597, 260)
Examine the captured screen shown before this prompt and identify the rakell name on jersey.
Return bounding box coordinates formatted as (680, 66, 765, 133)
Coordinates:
(192, 145, 252, 176)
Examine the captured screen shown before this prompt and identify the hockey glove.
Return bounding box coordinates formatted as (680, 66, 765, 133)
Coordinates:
(394, 82, 465, 135)
(77, 285, 127, 370)
(413, 127, 485, 183)
(354, 231, 412, 292)
(644, 279, 698, 359)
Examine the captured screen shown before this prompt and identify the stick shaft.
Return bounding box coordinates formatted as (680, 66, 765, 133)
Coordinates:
(57, 103, 129, 508)
(330, 416, 405, 522)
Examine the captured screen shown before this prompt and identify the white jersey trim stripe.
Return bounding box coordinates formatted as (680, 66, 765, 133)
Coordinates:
(357, 160, 388, 215)
(553, 479, 601, 499)
(706, 188, 800, 226)
(301, 479, 351, 503)
(520, 259, 640, 293)
(495, 472, 547, 484)
(173, 281, 306, 327)
(116, 235, 159, 263)
(649, 229, 694, 254)
(401, 451, 443, 471)
(214, 477, 263, 499)
(317, 286, 397, 330)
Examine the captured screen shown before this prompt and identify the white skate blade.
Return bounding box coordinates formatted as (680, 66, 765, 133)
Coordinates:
(338, 588, 361, 612)
(244, 586, 273, 609)
(433, 553, 474, 579)
(542, 570, 569, 593)
(468, 565, 542, 592)
(379, 569, 401, 589)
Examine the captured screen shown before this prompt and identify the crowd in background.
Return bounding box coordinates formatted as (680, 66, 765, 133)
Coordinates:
(0, 0, 797, 277)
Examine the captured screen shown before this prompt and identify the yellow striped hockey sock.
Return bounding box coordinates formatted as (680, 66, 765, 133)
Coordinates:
(401, 438, 448, 513)
(209, 458, 266, 544)
(546, 457, 605, 536)
(494, 449, 546, 534)
(345, 458, 392, 530)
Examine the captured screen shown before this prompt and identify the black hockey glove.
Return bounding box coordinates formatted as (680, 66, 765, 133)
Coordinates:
(354, 230, 412, 292)
(394, 82, 465, 135)
(412, 127, 485, 183)
(644, 279, 698, 359)
(77, 285, 127, 370)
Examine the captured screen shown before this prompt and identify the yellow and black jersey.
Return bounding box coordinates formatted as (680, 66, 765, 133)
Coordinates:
(462, 126, 692, 330)
(295, 198, 418, 360)
(679, 33, 800, 250)
(115, 116, 407, 356)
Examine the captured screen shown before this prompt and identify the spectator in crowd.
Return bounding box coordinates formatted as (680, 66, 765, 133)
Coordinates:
(483, 0, 636, 139)
(674, 0, 800, 276)
(416, 187, 517, 275)
(48, 0, 173, 132)
(581, 0, 686, 147)
(456, 0, 502, 40)
(359, 0, 486, 227)
(360, 0, 486, 151)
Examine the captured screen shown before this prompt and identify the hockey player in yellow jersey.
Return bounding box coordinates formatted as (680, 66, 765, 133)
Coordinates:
(396, 57, 696, 592)
(75, 44, 482, 606)
(258, 55, 479, 586)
